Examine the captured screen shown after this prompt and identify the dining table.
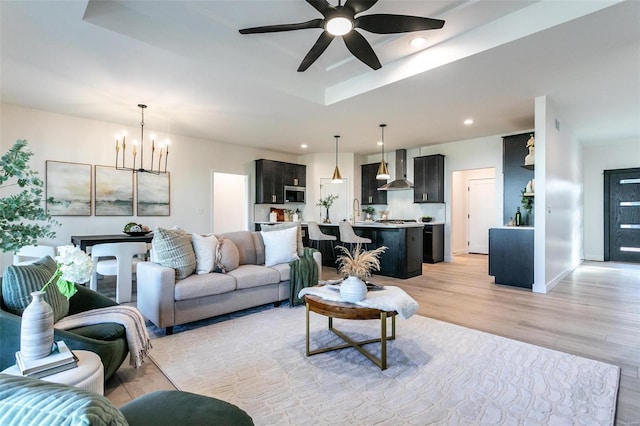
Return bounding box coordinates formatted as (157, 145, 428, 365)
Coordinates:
(70, 233, 154, 252)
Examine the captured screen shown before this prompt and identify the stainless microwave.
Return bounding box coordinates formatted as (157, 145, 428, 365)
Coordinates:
(284, 186, 305, 203)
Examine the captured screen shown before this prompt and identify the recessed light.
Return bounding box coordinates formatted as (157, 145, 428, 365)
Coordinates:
(300, 144, 308, 149)
(464, 119, 474, 125)
(410, 37, 427, 48)
(377, 141, 384, 146)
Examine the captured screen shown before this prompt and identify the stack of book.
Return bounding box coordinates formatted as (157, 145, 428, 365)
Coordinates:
(15, 341, 78, 379)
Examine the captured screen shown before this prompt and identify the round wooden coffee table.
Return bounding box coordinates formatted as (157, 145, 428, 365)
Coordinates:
(304, 293, 398, 370)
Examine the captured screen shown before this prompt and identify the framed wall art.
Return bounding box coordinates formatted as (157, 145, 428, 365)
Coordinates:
(46, 161, 92, 216)
(94, 165, 134, 216)
(137, 172, 170, 216)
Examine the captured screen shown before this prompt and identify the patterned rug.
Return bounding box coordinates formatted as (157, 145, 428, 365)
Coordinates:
(149, 305, 619, 425)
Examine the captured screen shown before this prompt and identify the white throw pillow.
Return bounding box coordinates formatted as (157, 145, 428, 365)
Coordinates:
(191, 233, 219, 274)
(261, 226, 299, 267)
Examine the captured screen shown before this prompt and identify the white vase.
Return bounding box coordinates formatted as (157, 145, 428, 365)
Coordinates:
(20, 291, 54, 360)
(340, 276, 367, 303)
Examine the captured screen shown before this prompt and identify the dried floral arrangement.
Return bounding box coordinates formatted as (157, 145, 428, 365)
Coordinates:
(336, 244, 387, 281)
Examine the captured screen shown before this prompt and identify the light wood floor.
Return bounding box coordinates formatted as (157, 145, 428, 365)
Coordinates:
(104, 256, 640, 425)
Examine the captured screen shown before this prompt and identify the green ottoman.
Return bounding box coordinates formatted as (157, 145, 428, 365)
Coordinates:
(120, 390, 254, 426)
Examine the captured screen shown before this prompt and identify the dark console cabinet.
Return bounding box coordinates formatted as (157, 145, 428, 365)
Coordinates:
(423, 224, 444, 263)
(414, 154, 445, 203)
(488, 228, 534, 289)
(361, 163, 387, 205)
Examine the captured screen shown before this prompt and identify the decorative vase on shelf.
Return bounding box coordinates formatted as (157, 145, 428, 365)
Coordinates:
(340, 276, 367, 303)
(20, 291, 54, 360)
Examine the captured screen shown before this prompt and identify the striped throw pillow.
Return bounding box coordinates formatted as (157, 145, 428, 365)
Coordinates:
(1, 256, 69, 322)
(0, 374, 128, 425)
(151, 228, 196, 280)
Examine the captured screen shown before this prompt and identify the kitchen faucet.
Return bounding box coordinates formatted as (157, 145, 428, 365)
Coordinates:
(352, 198, 360, 224)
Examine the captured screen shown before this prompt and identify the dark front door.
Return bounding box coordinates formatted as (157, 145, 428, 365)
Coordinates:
(604, 167, 640, 262)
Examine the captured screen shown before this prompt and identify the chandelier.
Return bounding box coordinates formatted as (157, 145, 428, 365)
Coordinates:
(115, 104, 170, 174)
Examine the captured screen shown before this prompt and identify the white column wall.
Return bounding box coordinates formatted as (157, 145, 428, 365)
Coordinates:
(533, 96, 583, 293)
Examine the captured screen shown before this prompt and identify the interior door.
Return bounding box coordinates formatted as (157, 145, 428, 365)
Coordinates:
(605, 167, 640, 262)
(468, 178, 495, 254)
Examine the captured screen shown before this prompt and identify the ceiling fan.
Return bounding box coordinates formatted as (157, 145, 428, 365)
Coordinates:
(239, 0, 445, 72)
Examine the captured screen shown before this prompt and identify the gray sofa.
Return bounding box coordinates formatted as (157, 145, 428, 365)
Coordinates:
(136, 230, 321, 334)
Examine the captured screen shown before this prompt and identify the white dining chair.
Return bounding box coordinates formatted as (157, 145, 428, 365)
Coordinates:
(13, 244, 57, 265)
(89, 242, 149, 303)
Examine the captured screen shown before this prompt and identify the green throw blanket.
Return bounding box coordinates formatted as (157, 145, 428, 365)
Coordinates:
(289, 247, 319, 306)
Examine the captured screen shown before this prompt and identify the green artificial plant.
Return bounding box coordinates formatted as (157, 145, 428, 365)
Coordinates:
(0, 139, 58, 253)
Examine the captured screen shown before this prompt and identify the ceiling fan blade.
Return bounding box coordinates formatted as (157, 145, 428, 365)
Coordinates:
(355, 14, 445, 34)
(344, 0, 378, 14)
(298, 31, 335, 72)
(342, 30, 381, 70)
(239, 19, 323, 34)
(306, 0, 334, 16)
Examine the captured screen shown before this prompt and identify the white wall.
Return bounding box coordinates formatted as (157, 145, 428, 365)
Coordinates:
(582, 138, 640, 260)
(0, 104, 301, 268)
(533, 96, 583, 294)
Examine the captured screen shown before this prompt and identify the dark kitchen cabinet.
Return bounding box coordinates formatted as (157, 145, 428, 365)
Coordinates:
(284, 163, 306, 187)
(256, 159, 284, 204)
(256, 159, 306, 204)
(361, 163, 388, 205)
(423, 223, 444, 263)
(414, 154, 445, 203)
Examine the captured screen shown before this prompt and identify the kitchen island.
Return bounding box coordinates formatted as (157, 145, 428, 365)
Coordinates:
(254, 221, 423, 279)
(318, 222, 423, 279)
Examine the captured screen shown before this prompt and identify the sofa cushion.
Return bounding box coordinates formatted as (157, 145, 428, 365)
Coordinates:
(227, 264, 281, 290)
(0, 374, 128, 426)
(215, 238, 240, 273)
(192, 233, 219, 274)
(152, 228, 196, 280)
(220, 231, 256, 265)
(1, 256, 69, 322)
(269, 263, 291, 282)
(261, 226, 298, 267)
(174, 272, 236, 301)
(260, 221, 304, 256)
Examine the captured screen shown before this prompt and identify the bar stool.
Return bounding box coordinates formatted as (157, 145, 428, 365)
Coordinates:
(89, 242, 149, 303)
(338, 221, 372, 251)
(307, 221, 336, 259)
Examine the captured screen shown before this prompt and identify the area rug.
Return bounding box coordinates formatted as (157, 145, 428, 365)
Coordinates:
(149, 305, 619, 425)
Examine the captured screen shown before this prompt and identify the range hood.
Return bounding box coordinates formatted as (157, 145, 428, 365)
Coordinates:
(378, 149, 414, 191)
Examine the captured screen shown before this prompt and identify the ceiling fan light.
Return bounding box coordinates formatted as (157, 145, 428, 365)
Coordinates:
(326, 17, 353, 36)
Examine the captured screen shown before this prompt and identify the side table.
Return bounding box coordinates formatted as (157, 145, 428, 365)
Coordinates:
(1, 350, 104, 395)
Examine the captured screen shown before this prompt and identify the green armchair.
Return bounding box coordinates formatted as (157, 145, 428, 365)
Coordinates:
(0, 282, 128, 381)
(0, 374, 254, 425)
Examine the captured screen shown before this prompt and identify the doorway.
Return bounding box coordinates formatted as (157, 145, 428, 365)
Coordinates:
(212, 172, 249, 233)
(468, 178, 495, 254)
(451, 168, 496, 255)
(604, 167, 640, 263)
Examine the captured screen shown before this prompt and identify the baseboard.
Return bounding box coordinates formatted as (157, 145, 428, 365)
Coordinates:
(545, 260, 583, 293)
